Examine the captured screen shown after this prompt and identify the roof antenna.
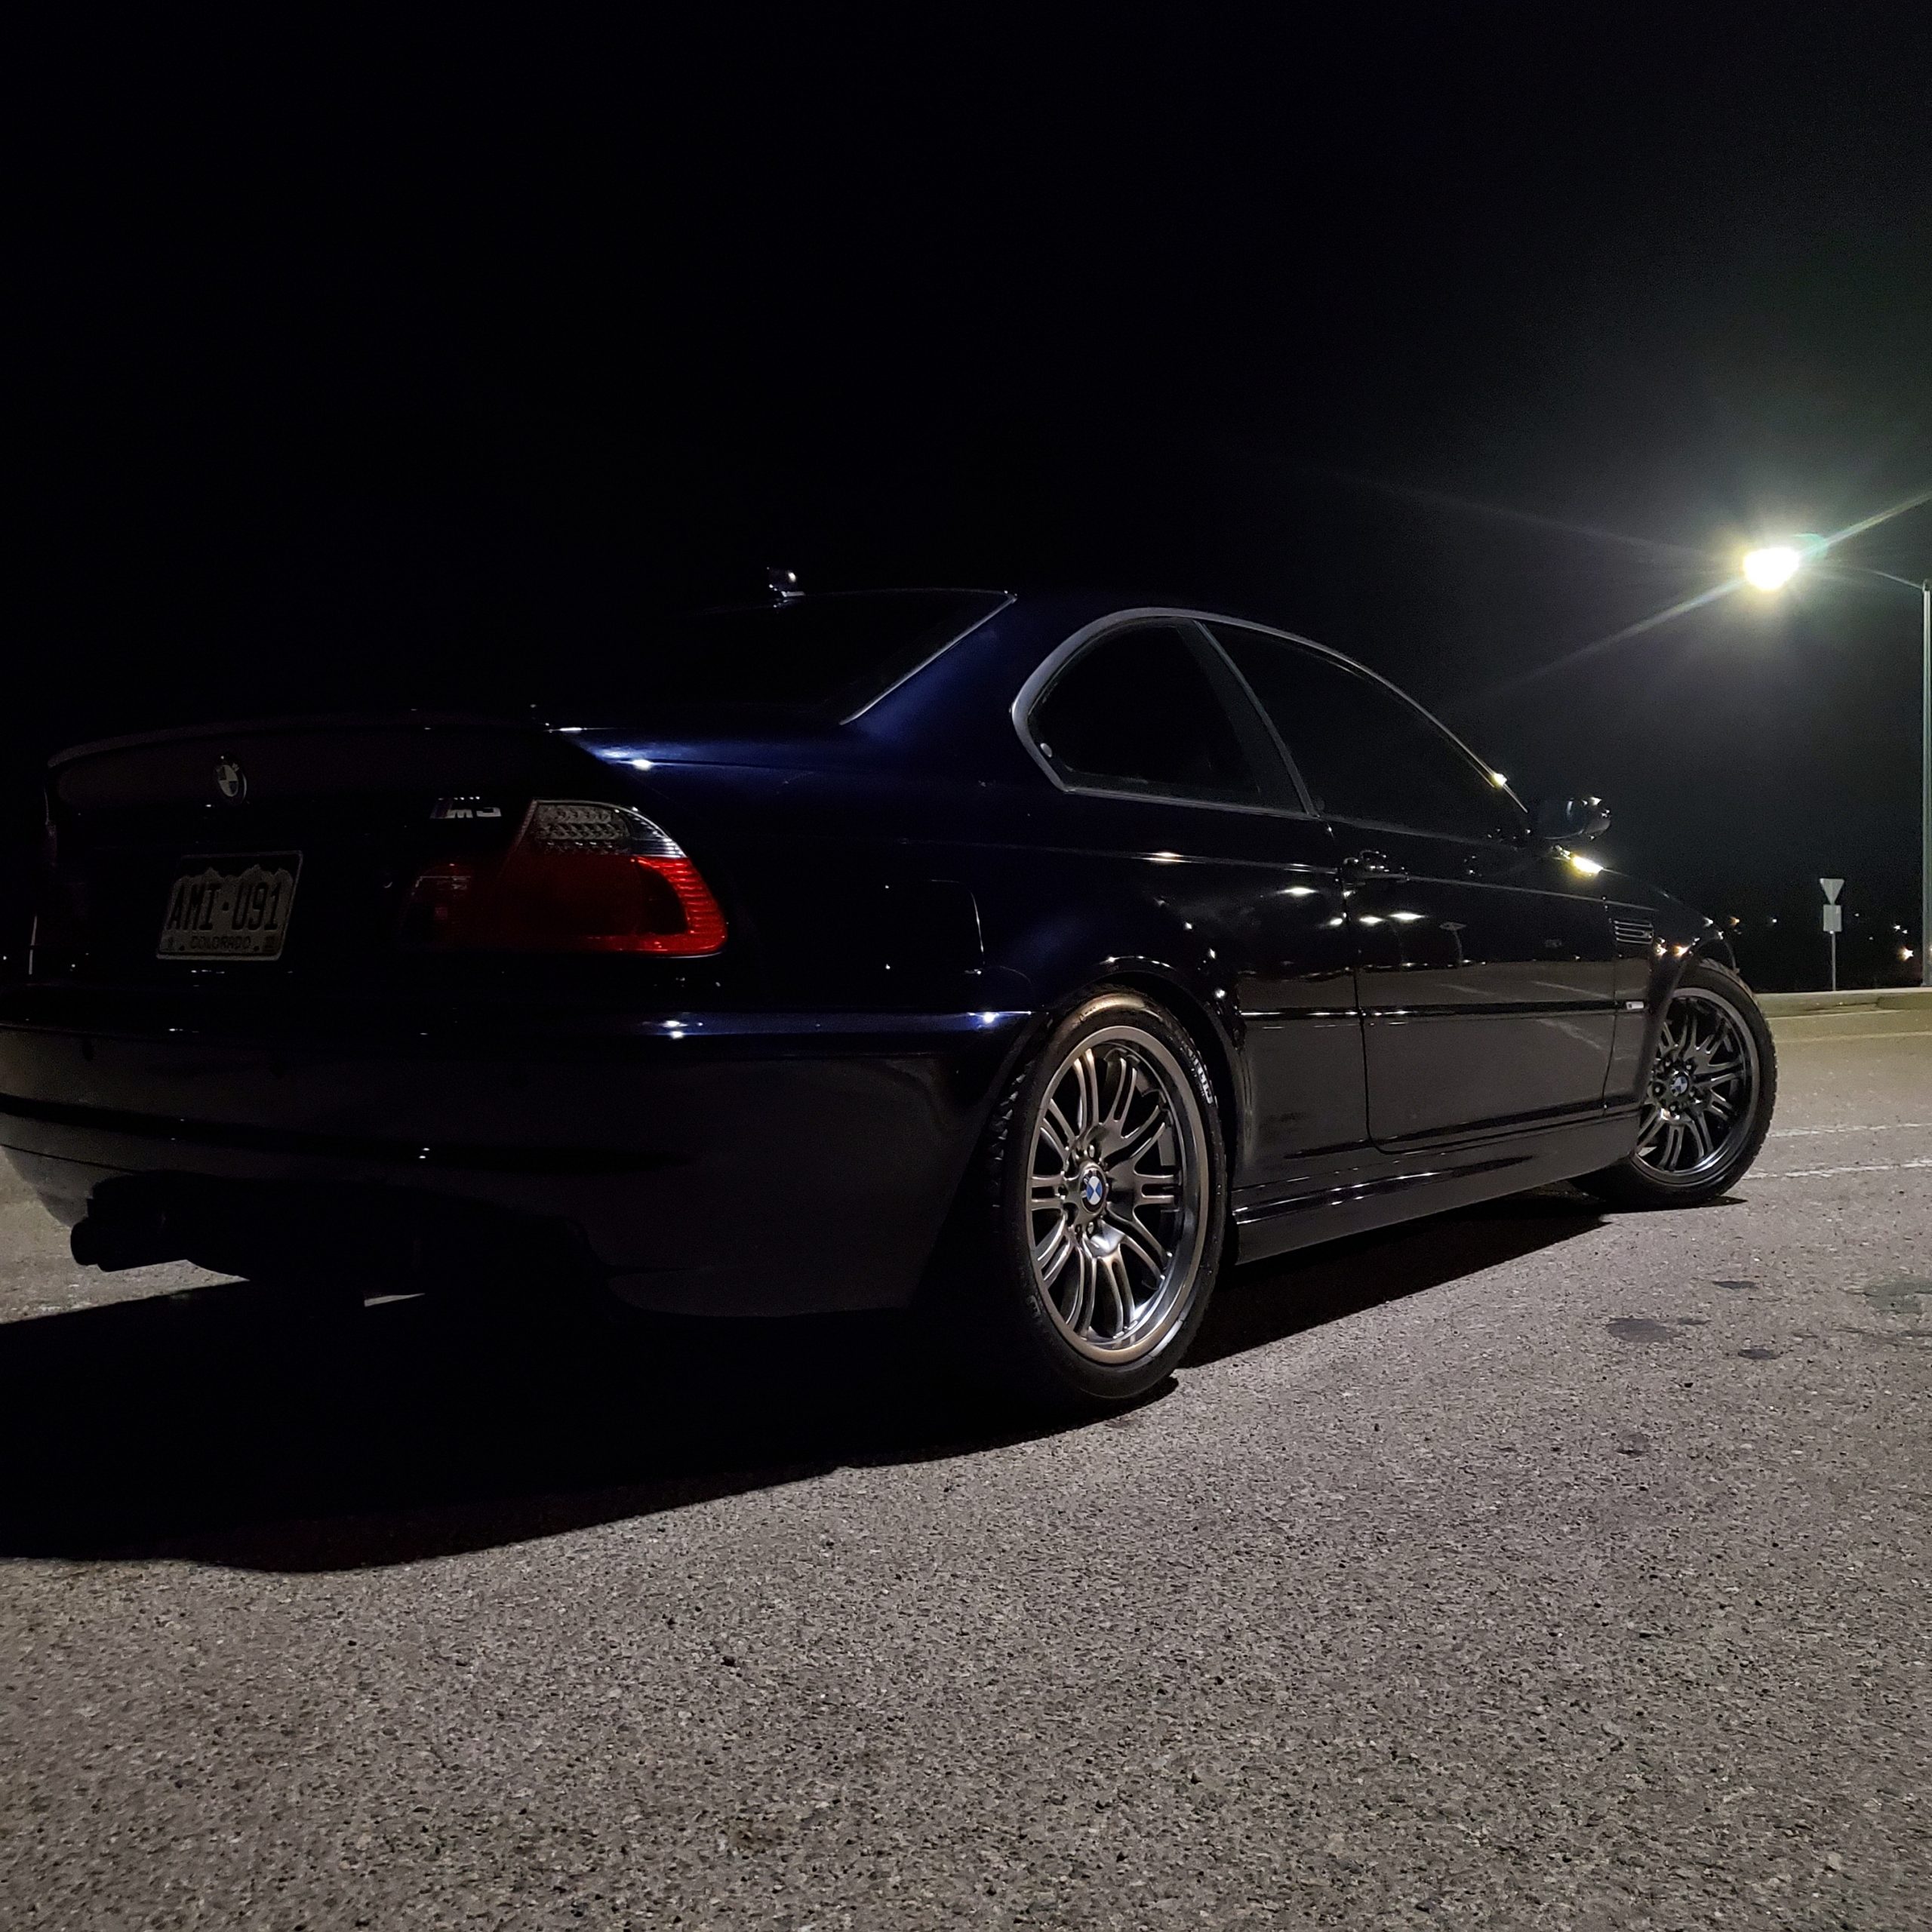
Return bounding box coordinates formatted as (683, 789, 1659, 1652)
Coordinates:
(767, 566, 802, 603)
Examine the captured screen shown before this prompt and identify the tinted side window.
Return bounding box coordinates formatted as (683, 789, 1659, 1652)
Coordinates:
(1032, 626, 1262, 802)
(1213, 627, 1522, 839)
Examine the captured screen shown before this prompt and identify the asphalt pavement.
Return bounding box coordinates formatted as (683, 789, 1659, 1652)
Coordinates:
(2, 1008, 1927, 1929)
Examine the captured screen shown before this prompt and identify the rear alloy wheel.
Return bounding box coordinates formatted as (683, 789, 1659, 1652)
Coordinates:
(958, 990, 1227, 1409)
(1578, 958, 1777, 1209)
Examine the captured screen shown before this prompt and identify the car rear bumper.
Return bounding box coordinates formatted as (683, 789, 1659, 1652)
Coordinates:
(0, 1001, 1036, 1314)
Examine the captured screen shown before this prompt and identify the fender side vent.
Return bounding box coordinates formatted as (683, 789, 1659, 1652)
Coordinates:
(1612, 916, 1655, 949)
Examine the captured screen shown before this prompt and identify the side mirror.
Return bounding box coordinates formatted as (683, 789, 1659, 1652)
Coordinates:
(1532, 795, 1611, 843)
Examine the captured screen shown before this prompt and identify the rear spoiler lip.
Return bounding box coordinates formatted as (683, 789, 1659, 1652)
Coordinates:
(47, 709, 552, 770)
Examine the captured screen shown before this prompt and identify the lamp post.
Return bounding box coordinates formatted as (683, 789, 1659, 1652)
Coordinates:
(1741, 545, 1932, 992)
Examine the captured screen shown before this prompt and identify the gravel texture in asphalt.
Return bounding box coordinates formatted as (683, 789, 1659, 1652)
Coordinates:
(1, 1008, 1927, 1929)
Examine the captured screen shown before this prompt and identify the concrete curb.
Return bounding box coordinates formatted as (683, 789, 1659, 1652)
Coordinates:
(1755, 986, 1932, 1017)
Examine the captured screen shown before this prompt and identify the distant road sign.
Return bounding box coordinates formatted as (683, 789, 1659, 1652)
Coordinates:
(1820, 883, 1845, 990)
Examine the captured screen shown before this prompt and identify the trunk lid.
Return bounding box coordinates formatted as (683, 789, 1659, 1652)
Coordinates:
(37, 715, 688, 994)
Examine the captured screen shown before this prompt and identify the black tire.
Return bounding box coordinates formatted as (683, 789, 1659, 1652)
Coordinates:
(944, 989, 1229, 1411)
(1577, 957, 1777, 1209)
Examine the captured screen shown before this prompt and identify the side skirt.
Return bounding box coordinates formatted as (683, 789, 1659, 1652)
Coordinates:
(1232, 1110, 1638, 1265)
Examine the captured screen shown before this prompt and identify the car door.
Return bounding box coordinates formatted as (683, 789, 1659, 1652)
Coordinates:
(1017, 616, 1367, 1206)
(1205, 624, 1619, 1148)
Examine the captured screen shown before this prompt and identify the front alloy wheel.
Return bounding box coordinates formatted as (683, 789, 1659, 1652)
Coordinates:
(1579, 958, 1777, 1208)
(1631, 986, 1761, 1184)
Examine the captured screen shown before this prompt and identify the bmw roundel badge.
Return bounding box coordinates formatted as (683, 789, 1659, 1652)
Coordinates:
(213, 758, 248, 804)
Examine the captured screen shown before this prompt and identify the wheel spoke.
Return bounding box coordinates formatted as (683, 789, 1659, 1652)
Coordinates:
(1095, 1248, 1134, 1337)
(1130, 1174, 1181, 1211)
(1074, 1049, 1103, 1136)
(1100, 1051, 1140, 1136)
(1107, 1209, 1171, 1283)
(1685, 1113, 1713, 1162)
(1035, 1218, 1073, 1287)
(1108, 1097, 1173, 1175)
(1063, 1244, 1096, 1333)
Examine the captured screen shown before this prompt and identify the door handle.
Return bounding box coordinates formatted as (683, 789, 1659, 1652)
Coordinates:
(1340, 850, 1407, 885)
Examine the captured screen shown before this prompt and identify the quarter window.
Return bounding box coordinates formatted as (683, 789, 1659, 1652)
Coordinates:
(1032, 625, 1263, 804)
(1212, 626, 1522, 840)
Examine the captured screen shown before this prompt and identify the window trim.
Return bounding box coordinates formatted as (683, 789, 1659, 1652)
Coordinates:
(1201, 628, 1318, 816)
(1200, 619, 1532, 843)
(1011, 608, 1306, 815)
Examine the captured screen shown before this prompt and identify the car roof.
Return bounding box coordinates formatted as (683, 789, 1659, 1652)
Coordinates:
(853, 590, 1512, 806)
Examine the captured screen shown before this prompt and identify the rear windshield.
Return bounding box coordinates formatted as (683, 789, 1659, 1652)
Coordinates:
(580, 590, 1007, 721)
(34, 590, 1011, 766)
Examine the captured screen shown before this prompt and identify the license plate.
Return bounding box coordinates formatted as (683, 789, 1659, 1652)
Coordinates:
(157, 853, 303, 961)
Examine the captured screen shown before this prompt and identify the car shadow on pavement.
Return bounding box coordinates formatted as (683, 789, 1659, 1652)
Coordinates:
(0, 1190, 1601, 1573)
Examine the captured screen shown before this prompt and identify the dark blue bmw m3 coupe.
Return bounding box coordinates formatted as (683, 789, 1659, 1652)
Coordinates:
(1, 589, 1777, 1406)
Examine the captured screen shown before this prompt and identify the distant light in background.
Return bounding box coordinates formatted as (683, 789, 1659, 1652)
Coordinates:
(1735, 524, 1929, 991)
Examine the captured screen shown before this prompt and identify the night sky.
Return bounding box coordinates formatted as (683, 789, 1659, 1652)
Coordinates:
(13, 11, 1932, 987)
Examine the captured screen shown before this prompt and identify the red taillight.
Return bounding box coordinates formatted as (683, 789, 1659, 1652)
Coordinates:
(401, 801, 728, 955)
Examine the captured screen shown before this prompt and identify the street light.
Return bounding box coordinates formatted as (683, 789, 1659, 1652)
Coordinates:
(1742, 540, 1932, 989)
(1740, 544, 1805, 591)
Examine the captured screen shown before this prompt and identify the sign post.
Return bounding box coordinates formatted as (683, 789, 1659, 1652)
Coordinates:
(1820, 877, 1844, 992)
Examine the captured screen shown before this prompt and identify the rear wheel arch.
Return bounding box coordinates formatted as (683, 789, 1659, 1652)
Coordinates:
(992, 897, 1247, 1168)
(1100, 970, 1245, 1168)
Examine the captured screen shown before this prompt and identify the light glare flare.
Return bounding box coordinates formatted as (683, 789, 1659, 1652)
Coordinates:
(1742, 545, 1804, 591)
